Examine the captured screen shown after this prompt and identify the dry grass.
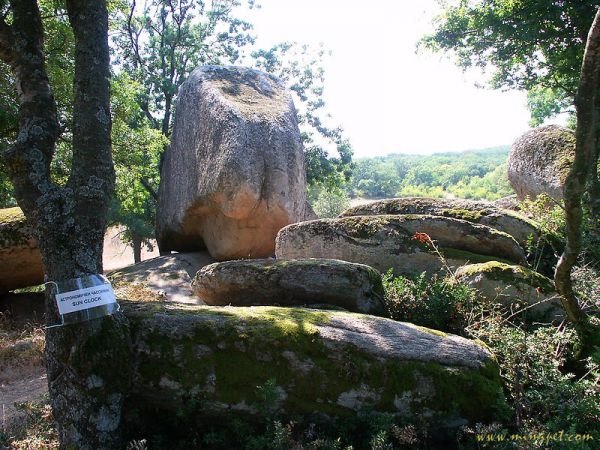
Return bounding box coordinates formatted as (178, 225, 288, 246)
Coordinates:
(111, 279, 165, 302)
(1, 399, 59, 449)
(0, 313, 57, 449)
(0, 315, 45, 384)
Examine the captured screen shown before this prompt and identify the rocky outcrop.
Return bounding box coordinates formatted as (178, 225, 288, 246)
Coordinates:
(156, 65, 313, 260)
(122, 302, 506, 442)
(191, 258, 385, 315)
(109, 252, 215, 304)
(339, 197, 544, 250)
(492, 194, 520, 211)
(276, 215, 526, 276)
(508, 125, 575, 202)
(0, 207, 44, 293)
(454, 262, 564, 322)
(339, 197, 561, 276)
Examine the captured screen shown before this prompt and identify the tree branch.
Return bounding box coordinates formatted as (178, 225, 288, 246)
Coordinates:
(0, 0, 59, 215)
(66, 0, 114, 210)
(127, 0, 144, 69)
(554, 7, 600, 323)
(140, 176, 158, 201)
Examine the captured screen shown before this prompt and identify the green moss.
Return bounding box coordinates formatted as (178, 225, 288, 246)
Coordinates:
(414, 325, 448, 338)
(0, 207, 31, 248)
(457, 261, 554, 293)
(337, 216, 394, 239)
(124, 303, 507, 429)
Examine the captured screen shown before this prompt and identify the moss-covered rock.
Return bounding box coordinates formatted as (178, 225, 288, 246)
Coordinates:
(0, 207, 44, 293)
(275, 215, 526, 277)
(339, 197, 553, 248)
(455, 262, 564, 322)
(339, 197, 562, 276)
(121, 302, 507, 441)
(191, 258, 385, 316)
(508, 125, 575, 202)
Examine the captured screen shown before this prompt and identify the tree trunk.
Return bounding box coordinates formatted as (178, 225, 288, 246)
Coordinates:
(132, 233, 143, 264)
(162, 94, 172, 137)
(1, 1, 131, 448)
(554, 9, 600, 330)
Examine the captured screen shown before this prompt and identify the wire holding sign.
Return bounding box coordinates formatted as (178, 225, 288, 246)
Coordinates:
(47, 274, 120, 327)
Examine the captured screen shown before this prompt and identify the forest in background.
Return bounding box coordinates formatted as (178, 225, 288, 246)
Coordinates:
(347, 145, 512, 200)
(310, 146, 514, 218)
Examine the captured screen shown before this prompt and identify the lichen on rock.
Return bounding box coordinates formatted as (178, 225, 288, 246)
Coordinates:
(455, 262, 563, 322)
(156, 65, 315, 260)
(191, 258, 386, 316)
(121, 301, 508, 441)
(276, 215, 526, 277)
(508, 125, 576, 202)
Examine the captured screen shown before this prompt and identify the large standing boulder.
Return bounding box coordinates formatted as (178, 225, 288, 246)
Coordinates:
(508, 125, 575, 202)
(123, 302, 506, 443)
(455, 262, 564, 322)
(157, 66, 314, 260)
(276, 215, 526, 276)
(0, 207, 44, 293)
(191, 258, 385, 316)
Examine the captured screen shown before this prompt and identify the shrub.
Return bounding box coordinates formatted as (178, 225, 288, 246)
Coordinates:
(381, 270, 473, 334)
(310, 187, 351, 218)
(464, 307, 600, 450)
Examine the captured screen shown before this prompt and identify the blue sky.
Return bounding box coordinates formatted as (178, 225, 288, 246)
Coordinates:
(244, 0, 536, 158)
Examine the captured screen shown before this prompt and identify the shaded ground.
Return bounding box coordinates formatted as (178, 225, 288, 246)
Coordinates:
(1, 368, 48, 432)
(0, 318, 47, 438)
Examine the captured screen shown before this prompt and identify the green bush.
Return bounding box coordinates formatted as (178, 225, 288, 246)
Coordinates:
(463, 307, 599, 450)
(381, 270, 473, 334)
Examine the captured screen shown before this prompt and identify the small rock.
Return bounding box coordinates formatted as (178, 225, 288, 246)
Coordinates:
(191, 258, 386, 316)
(455, 262, 564, 322)
(0, 207, 44, 293)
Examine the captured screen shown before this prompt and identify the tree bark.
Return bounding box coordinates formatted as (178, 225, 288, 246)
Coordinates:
(554, 8, 600, 324)
(132, 233, 143, 264)
(0, 1, 131, 448)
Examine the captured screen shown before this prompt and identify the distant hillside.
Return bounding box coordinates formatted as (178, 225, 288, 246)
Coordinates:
(346, 145, 513, 201)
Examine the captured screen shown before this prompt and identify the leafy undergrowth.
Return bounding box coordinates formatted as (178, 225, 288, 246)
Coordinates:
(381, 263, 600, 450)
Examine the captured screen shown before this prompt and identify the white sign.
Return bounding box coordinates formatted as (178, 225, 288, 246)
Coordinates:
(55, 284, 117, 315)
